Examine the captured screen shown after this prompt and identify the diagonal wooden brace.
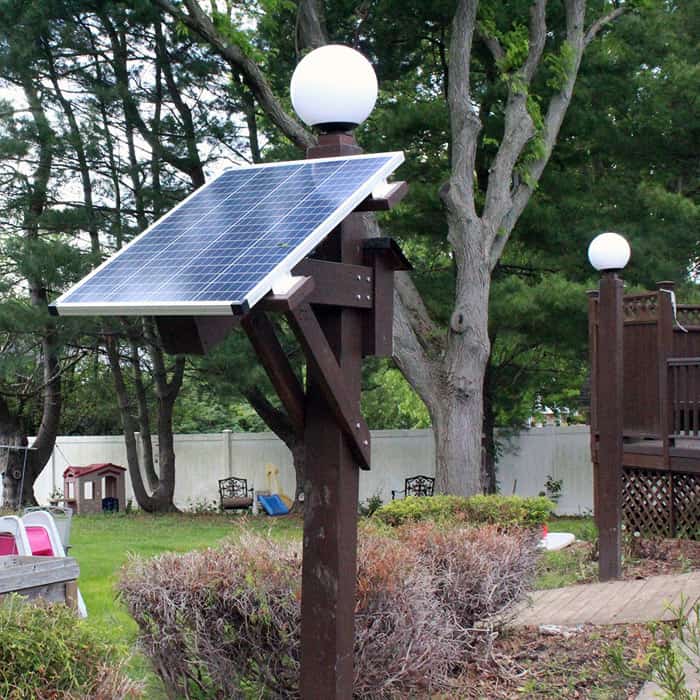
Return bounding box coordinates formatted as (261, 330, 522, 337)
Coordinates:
(241, 311, 305, 438)
(286, 303, 371, 469)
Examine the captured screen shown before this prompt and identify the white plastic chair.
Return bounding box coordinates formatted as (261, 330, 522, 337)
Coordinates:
(0, 515, 31, 556)
(24, 505, 72, 551)
(22, 510, 66, 557)
(20, 510, 87, 617)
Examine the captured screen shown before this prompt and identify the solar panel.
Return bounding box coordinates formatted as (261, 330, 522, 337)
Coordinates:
(51, 152, 403, 317)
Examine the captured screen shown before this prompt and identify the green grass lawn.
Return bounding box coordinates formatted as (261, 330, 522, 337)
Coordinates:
(70, 512, 303, 694)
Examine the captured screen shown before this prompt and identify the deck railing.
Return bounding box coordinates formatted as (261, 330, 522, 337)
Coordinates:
(668, 357, 700, 439)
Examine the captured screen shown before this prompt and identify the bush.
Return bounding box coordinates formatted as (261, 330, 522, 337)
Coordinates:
(120, 534, 301, 699)
(374, 493, 554, 528)
(119, 523, 539, 698)
(0, 595, 141, 700)
(358, 491, 383, 517)
(398, 523, 539, 657)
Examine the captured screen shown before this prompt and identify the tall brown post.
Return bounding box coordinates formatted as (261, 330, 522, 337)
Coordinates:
(657, 281, 675, 534)
(597, 271, 624, 580)
(300, 132, 363, 698)
(587, 289, 600, 525)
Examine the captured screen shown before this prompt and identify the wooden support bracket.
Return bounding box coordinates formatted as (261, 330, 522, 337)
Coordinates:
(241, 311, 306, 437)
(286, 302, 371, 468)
(354, 181, 408, 211)
(363, 237, 412, 357)
(257, 276, 314, 313)
(156, 315, 238, 355)
(292, 259, 373, 308)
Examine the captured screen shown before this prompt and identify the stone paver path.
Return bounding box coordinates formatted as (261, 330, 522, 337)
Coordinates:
(514, 570, 700, 627)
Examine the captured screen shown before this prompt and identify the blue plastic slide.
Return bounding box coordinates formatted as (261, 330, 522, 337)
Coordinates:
(258, 494, 289, 516)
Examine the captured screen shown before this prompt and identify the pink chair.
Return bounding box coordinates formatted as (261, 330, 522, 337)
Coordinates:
(25, 527, 54, 556)
(0, 533, 18, 555)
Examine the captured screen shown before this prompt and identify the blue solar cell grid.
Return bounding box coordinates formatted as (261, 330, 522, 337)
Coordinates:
(55, 153, 402, 315)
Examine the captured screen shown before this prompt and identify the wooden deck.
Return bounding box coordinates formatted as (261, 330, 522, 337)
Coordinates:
(513, 571, 700, 627)
(624, 438, 700, 473)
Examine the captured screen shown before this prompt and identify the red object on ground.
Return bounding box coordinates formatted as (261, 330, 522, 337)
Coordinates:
(542, 524, 549, 538)
(25, 526, 54, 556)
(0, 533, 18, 555)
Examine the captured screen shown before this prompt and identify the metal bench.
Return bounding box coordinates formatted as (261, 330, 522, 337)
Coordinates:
(391, 475, 435, 500)
(219, 477, 254, 511)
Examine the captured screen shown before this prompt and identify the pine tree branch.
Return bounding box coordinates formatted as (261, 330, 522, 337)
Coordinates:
(153, 0, 314, 150)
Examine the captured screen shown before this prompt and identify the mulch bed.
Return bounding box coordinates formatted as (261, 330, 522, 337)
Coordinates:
(626, 536, 700, 578)
(455, 623, 655, 699)
(549, 536, 700, 586)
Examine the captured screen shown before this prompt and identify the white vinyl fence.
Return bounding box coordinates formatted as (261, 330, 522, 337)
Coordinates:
(22, 425, 592, 515)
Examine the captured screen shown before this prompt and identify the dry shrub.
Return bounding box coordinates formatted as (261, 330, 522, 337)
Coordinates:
(71, 662, 144, 700)
(398, 523, 539, 659)
(119, 524, 539, 698)
(119, 534, 302, 698)
(354, 531, 461, 698)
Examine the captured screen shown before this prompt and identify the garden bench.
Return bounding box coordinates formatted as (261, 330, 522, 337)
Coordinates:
(391, 475, 435, 500)
(219, 477, 254, 511)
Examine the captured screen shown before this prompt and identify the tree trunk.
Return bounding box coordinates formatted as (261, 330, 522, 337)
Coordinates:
(482, 359, 498, 494)
(0, 397, 32, 509)
(153, 392, 178, 512)
(242, 385, 305, 511)
(105, 333, 181, 513)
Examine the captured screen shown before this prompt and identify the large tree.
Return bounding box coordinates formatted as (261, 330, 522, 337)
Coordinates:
(154, 0, 631, 494)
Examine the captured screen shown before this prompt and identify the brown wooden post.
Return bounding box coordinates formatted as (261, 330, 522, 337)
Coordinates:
(657, 281, 675, 536)
(597, 271, 624, 581)
(587, 289, 600, 530)
(300, 132, 364, 699)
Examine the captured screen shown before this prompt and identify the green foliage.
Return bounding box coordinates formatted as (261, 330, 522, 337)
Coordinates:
(375, 494, 554, 527)
(543, 474, 563, 503)
(0, 595, 139, 699)
(359, 492, 384, 517)
(362, 362, 431, 429)
(173, 376, 266, 434)
(648, 597, 700, 700)
(496, 24, 530, 77)
(545, 40, 576, 91)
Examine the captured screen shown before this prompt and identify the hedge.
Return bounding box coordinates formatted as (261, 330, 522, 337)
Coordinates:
(373, 493, 554, 527)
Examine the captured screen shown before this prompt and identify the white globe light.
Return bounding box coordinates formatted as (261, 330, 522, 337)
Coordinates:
(587, 232, 631, 271)
(290, 45, 378, 130)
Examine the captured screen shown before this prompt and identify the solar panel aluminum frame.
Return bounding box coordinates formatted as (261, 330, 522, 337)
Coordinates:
(51, 152, 404, 318)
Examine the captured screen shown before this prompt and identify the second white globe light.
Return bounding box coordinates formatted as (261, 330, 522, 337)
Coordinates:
(587, 232, 631, 271)
(290, 45, 378, 130)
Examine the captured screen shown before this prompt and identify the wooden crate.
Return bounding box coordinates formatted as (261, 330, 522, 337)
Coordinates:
(0, 556, 79, 609)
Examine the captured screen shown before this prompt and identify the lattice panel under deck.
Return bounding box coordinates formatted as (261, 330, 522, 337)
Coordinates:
(673, 472, 700, 538)
(623, 468, 700, 539)
(623, 468, 672, 537)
